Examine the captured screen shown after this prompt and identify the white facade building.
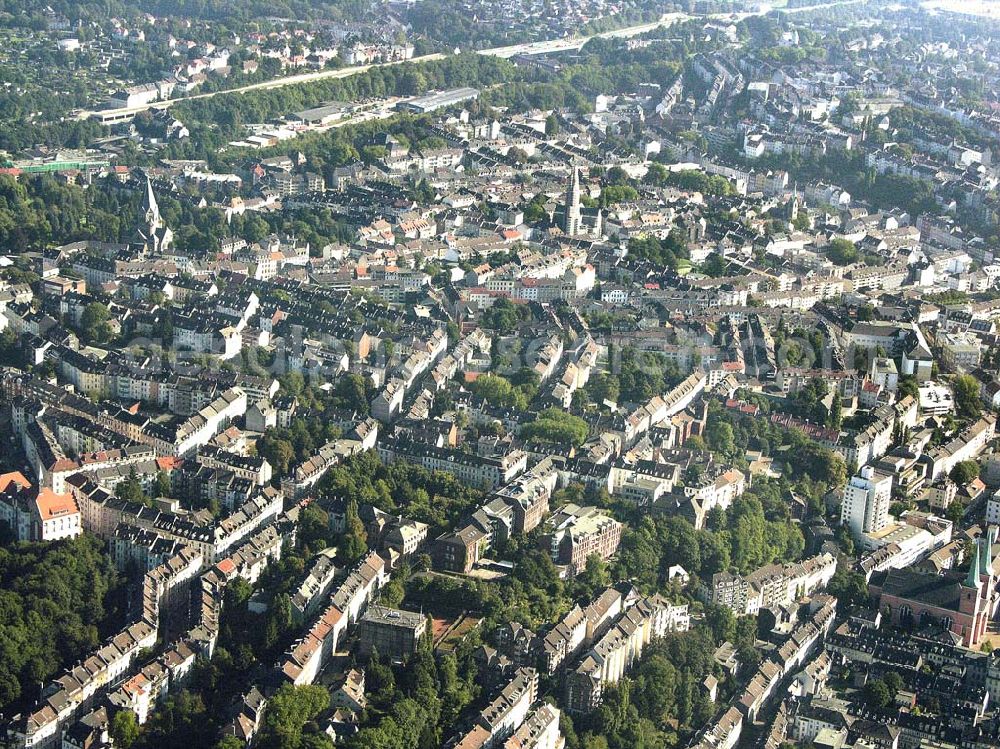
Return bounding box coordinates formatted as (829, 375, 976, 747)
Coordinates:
(842, 466, 893, 538)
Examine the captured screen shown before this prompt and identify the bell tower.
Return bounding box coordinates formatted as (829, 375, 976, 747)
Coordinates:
(959, 542, 981, 618)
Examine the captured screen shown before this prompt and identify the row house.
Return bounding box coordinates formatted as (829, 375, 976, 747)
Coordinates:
(281, 434, 370, 500)
(280, 551, 388, 686)
(449, 668, 538, 749)
(705, 553, 837, 616)
(152, 387, 248, 457)
(379, 438, 528, 491)
(491, 456, 558, 535)
(924, 414, 996, 482)
(564, 596, 690, 713)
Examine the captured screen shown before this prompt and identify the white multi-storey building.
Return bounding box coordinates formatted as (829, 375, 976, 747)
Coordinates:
(842, 466, 893, 538)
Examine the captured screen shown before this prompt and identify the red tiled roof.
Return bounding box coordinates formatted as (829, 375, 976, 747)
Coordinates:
(35, 489, 79, 521)
(0, 471, 31, 493)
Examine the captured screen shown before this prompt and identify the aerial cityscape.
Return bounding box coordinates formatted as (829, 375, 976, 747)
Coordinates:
(1, 1, 1000, 748)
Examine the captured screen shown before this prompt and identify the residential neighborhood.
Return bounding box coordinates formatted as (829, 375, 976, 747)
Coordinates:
(5, 1, 1000, 749)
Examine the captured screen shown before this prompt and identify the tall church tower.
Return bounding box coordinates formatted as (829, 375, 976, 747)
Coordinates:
(960, 541, 982, 619)
(563, 166, 582, 236)
(141, 175, 162, 233)
(135, 175, 172, 253)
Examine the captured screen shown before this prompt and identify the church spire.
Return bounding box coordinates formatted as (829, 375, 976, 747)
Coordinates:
(965, 542, 981, 589)
(141, 175, 161, 231)
(134, 174, 172, 252)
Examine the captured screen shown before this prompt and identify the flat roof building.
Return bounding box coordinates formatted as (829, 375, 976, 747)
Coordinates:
(397, 87, 480, 114)
(288, 102, 352, 126)
(357, 605, 427, 661)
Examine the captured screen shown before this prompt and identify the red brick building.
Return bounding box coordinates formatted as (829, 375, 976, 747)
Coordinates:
(545, 504, 622, 577)
(872, 527, 998, 647)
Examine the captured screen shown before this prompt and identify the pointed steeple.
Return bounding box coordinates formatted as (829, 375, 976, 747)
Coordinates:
(965, 542, 982, 589)
(132, 174, 173, 253)
(141, 175, 161, 231)
(979, 537, 991, 576)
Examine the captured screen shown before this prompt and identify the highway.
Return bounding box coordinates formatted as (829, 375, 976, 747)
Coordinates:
(76, 54, 446, 122)
(479, 12, 691, 59)
(478, 0, 868, 58)
(76, 0, 867, 122)
(776, 0, 866, 14)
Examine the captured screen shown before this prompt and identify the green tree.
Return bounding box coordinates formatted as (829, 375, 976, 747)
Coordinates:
(644, 163, 668, 186)
(952, 374, 982, 419)
(827, 566, 868, 608)
(705, 421, 735, 456)
(0, 329, 20, 367)
(259, 684, 331, 749)
(863, 679, 892, 710)
(469, 373, 528, 410)
(523, 195, 549, 224)
(627, 230, 689, 270)
(379, 576, 406, 608)
(519, 408, 589, 446)
(331, 374, 371, 415)
(480, 297, 531, 334)
(80, 301, 112, 343)
(898, 375, 919, 401)
(116, 468, 147, 504)
(704, 604, 736, 643)
(826, 238, 859, 266)
(135, 690, 207, 749)
(950, 460, 980, 485)
(663, 169, 734, 196)
(111, 710, 139, 749)
(883, 671, 904, 699)
(341, 499, 368, 564)
(0, 535, 121, 713)
(400, 68, 427, 96)
(299, 504, 331, 553)
(263, 593, 293, 652)
(600, 185, 639, 206)
(829, 397, 843, 430)
(574, 554, 611, 599)
(258, 436, 296, 476)
(586, 372, 620, 404)
(701, 253, 728, 277)
(545, 113, 559, 136)
(686, 435, 707, 451)
(154, 471, 172, 498)
(946, 500, 967, 525)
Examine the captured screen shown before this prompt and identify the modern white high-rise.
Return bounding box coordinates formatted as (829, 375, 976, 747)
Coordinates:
(563, 166, 582, 236)
(987, 489, 1000, 526)
(841, 465, 893, 538)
